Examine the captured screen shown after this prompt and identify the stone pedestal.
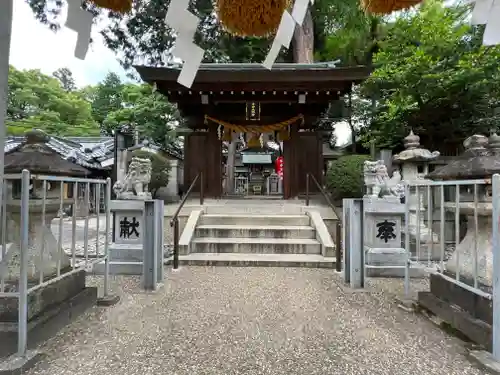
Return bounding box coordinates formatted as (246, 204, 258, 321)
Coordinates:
(364, 197, 408, 277)
(94, 200, 145, 275)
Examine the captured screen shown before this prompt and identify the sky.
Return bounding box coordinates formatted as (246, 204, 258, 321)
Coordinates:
(7, 1, 351, 144)
(9, 0, 128, 87)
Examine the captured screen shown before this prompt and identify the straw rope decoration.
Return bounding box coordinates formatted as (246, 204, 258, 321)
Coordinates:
(214, 0, 292, 37)
(89, 0, 132, 13)
(205, 114, 303, 134)
(360, 0, 422, 14)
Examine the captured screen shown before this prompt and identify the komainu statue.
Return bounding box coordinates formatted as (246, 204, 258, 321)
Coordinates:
(363, 160, 404, 198)
(113, 156, 152, 200)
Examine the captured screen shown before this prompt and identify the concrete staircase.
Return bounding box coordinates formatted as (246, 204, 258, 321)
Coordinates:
(173, 210, 336, 268)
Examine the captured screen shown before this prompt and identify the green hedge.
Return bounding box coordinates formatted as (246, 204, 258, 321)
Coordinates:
(326, 154, 370, 200)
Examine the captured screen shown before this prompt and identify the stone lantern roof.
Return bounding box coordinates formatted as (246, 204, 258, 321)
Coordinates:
(427, 134, 500, 180)
(393, 130, 440, 163)
(4, 129, 90, 176)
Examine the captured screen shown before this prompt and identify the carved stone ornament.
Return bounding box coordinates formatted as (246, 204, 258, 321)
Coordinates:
(113, 156, 152, 200)
(363, 160, 404, 198)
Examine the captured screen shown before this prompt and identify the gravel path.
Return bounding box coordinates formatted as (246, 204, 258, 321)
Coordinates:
(27, 267, 484, 375)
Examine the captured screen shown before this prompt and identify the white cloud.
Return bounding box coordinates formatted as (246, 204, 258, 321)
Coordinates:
(9, 1, 128, 87)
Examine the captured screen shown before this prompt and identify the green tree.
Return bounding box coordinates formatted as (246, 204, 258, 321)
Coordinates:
(53, 67, 76, 92)
(131, 149, 171, 199)
(90, 72, 124, 130)
(361, 2, 500, 151)
(102, 83, 180, 147)
(7, 65, 100, 136)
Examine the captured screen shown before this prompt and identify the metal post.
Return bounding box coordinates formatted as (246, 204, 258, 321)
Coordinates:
(348, 199, 364, 289)
(155, 200, 164, 283)
(306, 173, 310, 206)
(200, 172, 204, 205)
(404, 182, 411, 298)
(173, 218, 179, 269)
(142, 200, 157, 290)
(103, 178, 111, 297)
(335, 222, 342, 272)
(343, 199, 351, 284)
(18, 169, 30, 356)
(0, 0, 13, 219)
(492, 174, 500, 360)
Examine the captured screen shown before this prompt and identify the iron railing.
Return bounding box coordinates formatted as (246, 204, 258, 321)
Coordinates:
(403, 178, 493, 299)
(169, 172, 203, 269)
(0, 169, 112, 357)
(305, 173, 342, 272)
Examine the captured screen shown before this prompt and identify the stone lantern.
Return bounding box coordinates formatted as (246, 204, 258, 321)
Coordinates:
(393, 130, 440, 183)
(393, 130, 440, 259)
(1, 129, 89, 284)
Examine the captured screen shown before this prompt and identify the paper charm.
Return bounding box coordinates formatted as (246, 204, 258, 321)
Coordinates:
(165, 0, 205, 88)
(291, 0, 309, 26)
(262, 40, 281, 70)
(261, 11, 295, 70)
(483, 0, 500, 45)
(65, 0, 94, 59)
(262, 0, 316, 70)
(471, 0, 493, 25)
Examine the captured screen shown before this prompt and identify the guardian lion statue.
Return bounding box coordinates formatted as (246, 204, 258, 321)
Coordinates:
(113, 156, 152, 200)
(363, 160, 404, 198)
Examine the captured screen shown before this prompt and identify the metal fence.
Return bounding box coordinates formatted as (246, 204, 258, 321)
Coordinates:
(0, 170, 112, 357)
(402, 178, 493, 299)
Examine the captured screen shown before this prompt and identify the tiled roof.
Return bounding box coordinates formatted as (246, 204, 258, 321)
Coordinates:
(5, 134, 183, 170)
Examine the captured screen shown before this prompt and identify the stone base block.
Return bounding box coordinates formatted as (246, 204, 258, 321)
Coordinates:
(0, 287, 97, 359)
(418, 273, 492, 350)
(0, 270, 86, 323)
(0, 350, 44, 375)
(93, 261, 143, 275)
(365, 247, 425, 277)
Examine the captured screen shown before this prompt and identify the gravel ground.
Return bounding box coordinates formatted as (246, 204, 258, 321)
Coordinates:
(26, 267, 485, 375)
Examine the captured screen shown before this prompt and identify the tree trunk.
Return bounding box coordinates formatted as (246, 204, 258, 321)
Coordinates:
(226, 137, 237, 194)
(292, 8, 314, 63)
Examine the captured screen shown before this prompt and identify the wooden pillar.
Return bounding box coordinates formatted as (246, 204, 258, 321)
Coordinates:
(284, 122, 299, 199)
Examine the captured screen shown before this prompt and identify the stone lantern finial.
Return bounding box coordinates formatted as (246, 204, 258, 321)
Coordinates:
(488, 132, 500, 152)
(404, 130, 420, 150)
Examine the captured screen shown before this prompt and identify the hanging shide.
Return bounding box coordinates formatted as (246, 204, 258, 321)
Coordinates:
(89, 0, 132, 13)
(360, 0, 422, 14)
(214, 0, 291, 37)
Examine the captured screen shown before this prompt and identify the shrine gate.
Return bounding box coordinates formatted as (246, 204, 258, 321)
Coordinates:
(135, 63, 370, 199)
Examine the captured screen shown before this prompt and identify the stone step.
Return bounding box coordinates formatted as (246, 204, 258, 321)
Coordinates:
(195, 224, 316, 239)
(203, 205, 305, 215)
(199, 214, 310, 226)
(165, 253, 336, 268)
(190, 237, 321, 254)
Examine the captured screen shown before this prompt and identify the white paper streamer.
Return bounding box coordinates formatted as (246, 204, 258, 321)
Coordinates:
(262, 0, 315, 70)
(291, 0, 309, 26)
(262, 40, 281, 70)
(65, 0, 94, 59)
(165, 0, 205, 88)
(483, 0, 500, 45)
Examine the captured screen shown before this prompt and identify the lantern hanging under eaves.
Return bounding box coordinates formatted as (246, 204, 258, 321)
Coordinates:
(360, 0, 422, 15)
(214, 0, 291, 37)
(89, 0, 132, 13)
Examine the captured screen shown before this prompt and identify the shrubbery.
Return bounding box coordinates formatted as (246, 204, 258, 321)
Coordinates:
(326, 154, 370, 200)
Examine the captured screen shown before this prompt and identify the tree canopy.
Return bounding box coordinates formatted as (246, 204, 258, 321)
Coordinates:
(7, 66, 100, 136)
(7, 67, 179, 148)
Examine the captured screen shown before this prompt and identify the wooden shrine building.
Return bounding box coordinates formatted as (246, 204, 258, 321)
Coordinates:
(135, 63, 370, 199)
